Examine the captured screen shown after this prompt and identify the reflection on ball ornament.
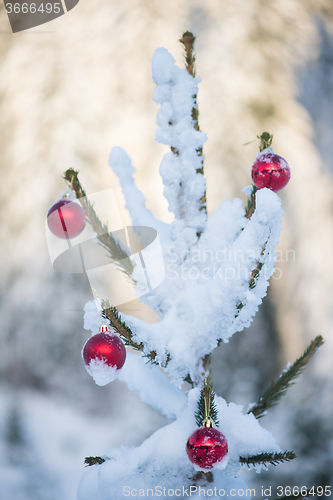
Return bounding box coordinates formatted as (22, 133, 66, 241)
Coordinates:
(186, 421, 228, 471)
(251, 150, 290, 192)
(47, 199, 86, 239)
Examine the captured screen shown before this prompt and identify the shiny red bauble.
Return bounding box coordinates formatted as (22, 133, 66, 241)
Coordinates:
(251, 150, 290, 192)
(47, 199, 86, 239)
(82, 331, 126, 371)
(186, 426, 228, 471)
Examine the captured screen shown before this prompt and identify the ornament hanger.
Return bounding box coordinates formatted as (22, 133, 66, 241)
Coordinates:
(92, 287, 109, 332)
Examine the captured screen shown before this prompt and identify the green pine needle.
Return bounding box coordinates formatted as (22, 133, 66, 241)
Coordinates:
(195, 388, 220, 428)
(194, 392, 205, 427)
(248, 336, 324, 418)
(209, 393, 220, 427)
(240, 451, 296, 467)
(102, 300, 163, 365)
(84, 456, 105, 467)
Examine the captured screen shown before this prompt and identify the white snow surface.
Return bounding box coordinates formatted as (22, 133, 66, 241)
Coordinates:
(83, 299, 105, 334)
(241, 185, 254, 196)
(109, 146, 171, 241)
(84, 357, 120, 387)
(152, 48, 207, 239)
(78, 388, 280, 499)
(118, 352, 187, 419)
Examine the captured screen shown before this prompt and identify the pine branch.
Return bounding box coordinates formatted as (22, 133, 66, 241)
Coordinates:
(244, 131, 273, 219)
(195, 375, 220, 427)
(180, 31, 196, 77)
(248, 241, 267, 290)
(244, 132, 274, 294)
(234, 301, 244, 320)
(184, 374, 195, 387)
(65, 170, 172, 365)
(64, 168, 134, 278)
(248, 336, 324, 418)
(102, 300, 164, 365)
(259, 131, 273, 151)
(84, 456, 105, 467)
(179, 31, 206, 216)
(102, 303, 144, 351)
(245, 185, 258, 219)
(234, 241, 266, 319)
(239, 451, 296, 467)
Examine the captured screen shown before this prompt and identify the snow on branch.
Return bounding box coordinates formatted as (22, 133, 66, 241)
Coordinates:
(112, 187, 283, 385)
(109, 147, 171, 242)
(152, 47, 207, 237)
(179, 31, 206, 214)
(118, 352, 187, 419)
(78, 389, 281, 496)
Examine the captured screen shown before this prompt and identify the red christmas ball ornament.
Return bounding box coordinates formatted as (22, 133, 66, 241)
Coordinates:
(82, 325, 126, 386)
(186, 424, 228, 471)
(251, 150, 290, 192)
(47, 199, 86, 239)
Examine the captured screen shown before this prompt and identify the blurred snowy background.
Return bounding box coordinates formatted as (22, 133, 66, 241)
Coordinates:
(0, 0, 333, 498)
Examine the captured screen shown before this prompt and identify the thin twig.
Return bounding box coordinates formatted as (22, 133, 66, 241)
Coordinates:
(191, 471, 213, 483)
(179, 31, 206, 215)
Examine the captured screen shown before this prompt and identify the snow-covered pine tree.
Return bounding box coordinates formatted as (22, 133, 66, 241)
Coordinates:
(50, 33, 324, 499)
